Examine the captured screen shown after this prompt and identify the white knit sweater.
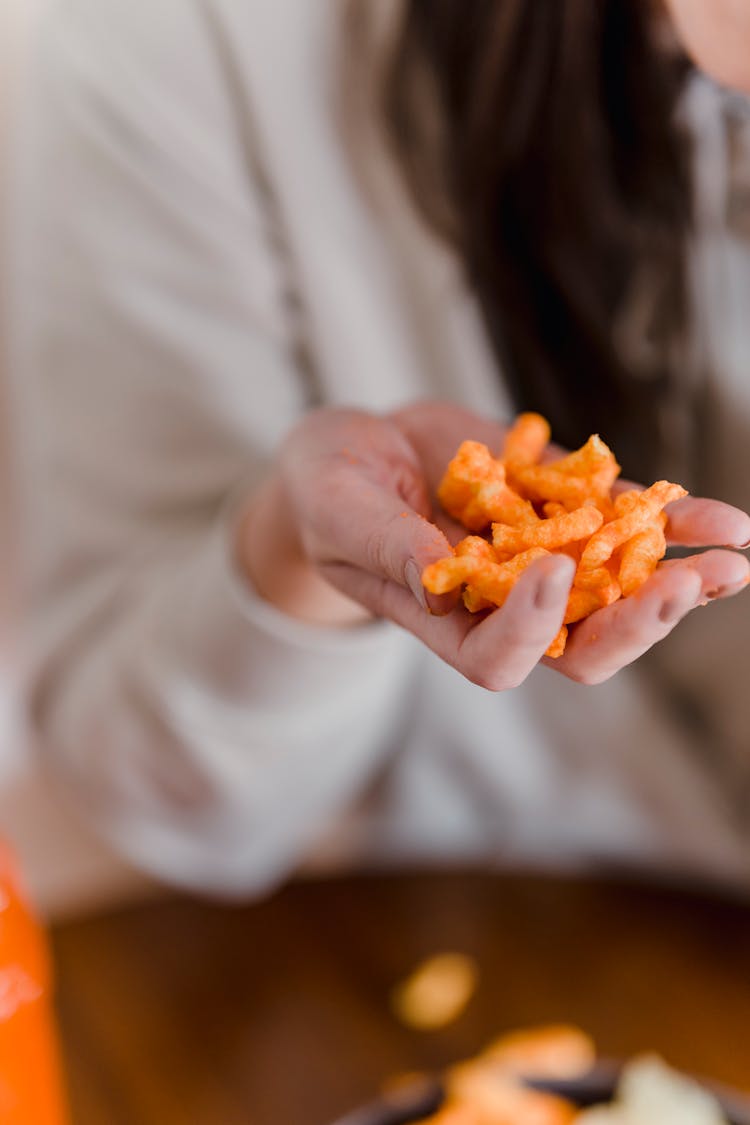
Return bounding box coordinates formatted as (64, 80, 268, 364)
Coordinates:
(8, 0, 750, 900)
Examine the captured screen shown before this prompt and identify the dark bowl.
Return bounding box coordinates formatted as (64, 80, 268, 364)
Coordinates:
(331, 1064, 750, 1125)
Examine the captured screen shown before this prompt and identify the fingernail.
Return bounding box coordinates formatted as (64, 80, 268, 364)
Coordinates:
(534, 561, 574, 611)
(707, 575, 750, 599)
(405, 560, 428, 611)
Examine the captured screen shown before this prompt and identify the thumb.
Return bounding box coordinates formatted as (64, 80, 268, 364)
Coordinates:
(318, 475, 457, 614)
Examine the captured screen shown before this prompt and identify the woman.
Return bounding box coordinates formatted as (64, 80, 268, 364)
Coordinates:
(9, 0, 750, 895)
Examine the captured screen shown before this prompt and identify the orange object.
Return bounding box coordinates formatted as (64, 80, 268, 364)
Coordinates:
(425, 417, 686, 656)
(0, 842, 69, 1125)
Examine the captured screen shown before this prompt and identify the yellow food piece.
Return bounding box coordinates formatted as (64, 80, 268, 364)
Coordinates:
(391, 952, 478, 1031)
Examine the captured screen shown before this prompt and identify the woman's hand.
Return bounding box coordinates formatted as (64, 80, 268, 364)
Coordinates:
(237, 402, 750, 689)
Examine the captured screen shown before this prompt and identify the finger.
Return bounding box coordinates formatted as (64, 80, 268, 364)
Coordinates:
(322, 555, 575, 690)
(549, 564, 703, 684)
(457, 555, 575, 689)
(319, 560, 474, 649)
(657, 548, 750, 600)
(315, 476, 458, 615)
(662, 496, 750, 549)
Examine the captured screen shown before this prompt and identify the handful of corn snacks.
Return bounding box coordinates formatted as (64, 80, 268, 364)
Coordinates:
(422, 414, 686, 657)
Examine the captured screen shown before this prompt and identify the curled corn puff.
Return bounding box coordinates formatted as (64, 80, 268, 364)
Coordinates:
(546, 434, 619, 480)
(455, 538, 498, 611)
(437, 441, 501, 512)
(423, 546, 549, 608)
(546, 626, 568, 659)
(564, 580, 620, 626)
(618, 523, 667, 596)
(579, 480, 686, 570)
(455, 536, 497, 562)
(513, 435, 620, 512)
(438, 441, 537, 530)
(422, 555, 483, 596)
(467, 549, 551, 609)
(613, 488, 642, 516)
(463, 587, 494, 613)
(491, 505, 603, 555)
(573, 566, 616, 592)
(502, 412, 550, 471)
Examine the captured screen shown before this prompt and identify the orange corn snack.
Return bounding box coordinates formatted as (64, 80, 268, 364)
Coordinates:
(501, 412, 551, 472)
(511, 435, 620, 513)
(617, 523, 667, 596)
(438, 441, 538, 530)
(491, 505, 603, 554)
(545, 626, 568, 659)
(424, 416, 686, 657)
(456, 538, 500, 612)
(424, 545, 550, 608)
(579, 481, 686, 571)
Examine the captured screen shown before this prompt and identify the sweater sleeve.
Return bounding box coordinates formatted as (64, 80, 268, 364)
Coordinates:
(11, 0, 412, 896)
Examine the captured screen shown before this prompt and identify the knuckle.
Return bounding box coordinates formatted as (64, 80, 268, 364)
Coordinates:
(568, 665, 611, 686)
(465, 662, 523, 693)
(364, 524, 389, 576)
(461, 660, 496, 691)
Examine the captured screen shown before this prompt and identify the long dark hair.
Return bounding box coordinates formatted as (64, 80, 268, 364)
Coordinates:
(380, 0, 693, 475)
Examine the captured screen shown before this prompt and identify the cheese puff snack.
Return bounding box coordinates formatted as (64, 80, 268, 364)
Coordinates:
(423, 414, 686, 657)
(437, 440, 539, 531)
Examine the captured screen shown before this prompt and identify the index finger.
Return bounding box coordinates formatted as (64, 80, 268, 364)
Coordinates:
(662, 495, 750, 549)
(612, 478, 750, 548)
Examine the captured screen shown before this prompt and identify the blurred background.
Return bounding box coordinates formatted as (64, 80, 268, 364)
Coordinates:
(1, 1, 750, 1123)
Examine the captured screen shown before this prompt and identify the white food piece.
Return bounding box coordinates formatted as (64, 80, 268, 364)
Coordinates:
(576, 1055, 729, 1125)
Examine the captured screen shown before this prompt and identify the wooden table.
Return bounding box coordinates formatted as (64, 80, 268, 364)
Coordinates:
(50, 871, 750, 1125)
